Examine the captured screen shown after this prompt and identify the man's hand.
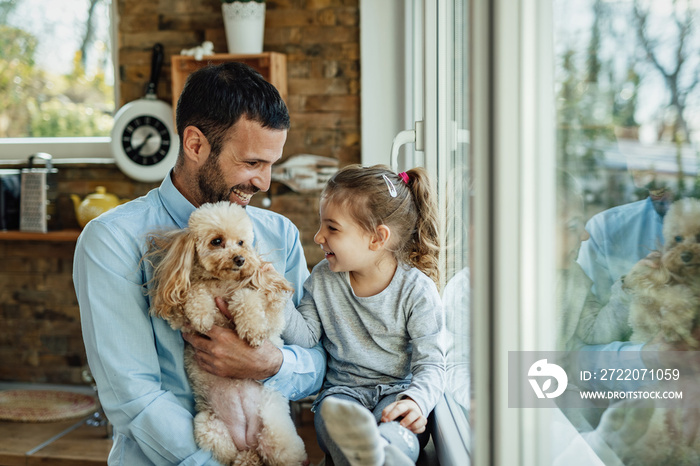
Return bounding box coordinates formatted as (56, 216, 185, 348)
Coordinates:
(181, 298, 283, 380)
(381, 398, 427, 434)
(638, 250, 662, 268)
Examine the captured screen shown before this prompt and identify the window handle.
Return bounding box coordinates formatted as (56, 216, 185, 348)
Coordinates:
(450, 121, 470, 152)
(391, 121, 424, 171)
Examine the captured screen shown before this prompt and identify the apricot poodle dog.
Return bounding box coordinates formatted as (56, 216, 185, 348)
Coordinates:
(623, 197, 700, 348)
(147, 201, 307, 466)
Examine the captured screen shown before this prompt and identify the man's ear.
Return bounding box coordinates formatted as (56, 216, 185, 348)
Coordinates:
(369, 225, 392, 251)
(181, 126, 210, 166)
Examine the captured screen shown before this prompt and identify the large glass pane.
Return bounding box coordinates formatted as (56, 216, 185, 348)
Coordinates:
(554, 1, 700, 463)
(0, 0, 114, 138)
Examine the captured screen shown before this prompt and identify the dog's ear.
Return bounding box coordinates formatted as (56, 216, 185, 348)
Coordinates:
(151, 230, 197, 320)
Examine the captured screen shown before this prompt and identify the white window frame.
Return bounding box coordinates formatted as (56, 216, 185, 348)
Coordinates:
(0, 1, 119, 162)
(489, 1, 606, 465)
(483, 0, 561, 463)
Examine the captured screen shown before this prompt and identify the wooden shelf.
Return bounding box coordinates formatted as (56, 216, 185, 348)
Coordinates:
(0, 230, 81, 242)
(170, 52, 288, 114)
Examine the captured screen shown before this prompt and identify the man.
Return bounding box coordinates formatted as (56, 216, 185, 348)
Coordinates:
(74, 62, 325, 465)
(577, 139, 679, 305)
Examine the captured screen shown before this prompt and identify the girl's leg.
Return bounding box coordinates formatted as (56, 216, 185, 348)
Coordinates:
(314, 394, 361, 466)
(320, 396, 417, 466)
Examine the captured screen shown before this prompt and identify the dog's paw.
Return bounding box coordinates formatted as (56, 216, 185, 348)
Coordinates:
(232, 450, 263, 466)
(189, 311, 215, 334)
(240, 330, 267, 348)
(235, 311, 271, 346)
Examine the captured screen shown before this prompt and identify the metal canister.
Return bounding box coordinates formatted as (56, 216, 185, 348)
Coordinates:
(19, 153, 60, 232)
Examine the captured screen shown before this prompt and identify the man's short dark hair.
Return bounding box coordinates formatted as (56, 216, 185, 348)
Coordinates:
(175, 62, 290, 157)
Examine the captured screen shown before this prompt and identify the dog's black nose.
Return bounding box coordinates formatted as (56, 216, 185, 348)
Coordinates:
(233, 255, 245, 267)
(682, 251, 693, 263)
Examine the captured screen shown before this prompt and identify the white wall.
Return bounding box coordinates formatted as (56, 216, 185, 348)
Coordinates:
(360, 0, 408, 167)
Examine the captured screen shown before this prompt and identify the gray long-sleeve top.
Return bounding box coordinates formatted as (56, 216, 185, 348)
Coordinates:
(283, 260, 446, 417)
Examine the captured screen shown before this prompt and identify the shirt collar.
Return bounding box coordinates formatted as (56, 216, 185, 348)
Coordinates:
(158, 170, 196, 229)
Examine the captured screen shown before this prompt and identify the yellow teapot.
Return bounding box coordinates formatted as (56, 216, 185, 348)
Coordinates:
(71, 186, 129, 227)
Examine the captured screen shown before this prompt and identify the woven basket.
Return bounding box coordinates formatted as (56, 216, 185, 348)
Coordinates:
(0, 390, 97, 422)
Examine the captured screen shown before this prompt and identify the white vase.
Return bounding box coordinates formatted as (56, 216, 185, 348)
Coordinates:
(222, 1, 266, 54)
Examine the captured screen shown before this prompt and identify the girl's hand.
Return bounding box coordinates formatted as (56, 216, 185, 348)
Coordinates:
(381, 398, 427, 434)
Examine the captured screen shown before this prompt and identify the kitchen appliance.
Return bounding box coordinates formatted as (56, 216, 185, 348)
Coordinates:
(0, 169, 21, 230)
(19, 153, 60, 232)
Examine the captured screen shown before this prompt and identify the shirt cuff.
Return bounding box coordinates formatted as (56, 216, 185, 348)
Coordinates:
(262, 347, 300, 399)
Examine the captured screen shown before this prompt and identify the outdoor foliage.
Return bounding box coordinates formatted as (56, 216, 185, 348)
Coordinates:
(0, 0, 114, 138)
(555, 0, 700, 207)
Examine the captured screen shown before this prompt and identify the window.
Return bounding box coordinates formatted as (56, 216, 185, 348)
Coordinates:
(486, 0, 700, 464)
(553, 1, 700, 464)
(366, 1, 700, 464)
(0, 0, 115, 160)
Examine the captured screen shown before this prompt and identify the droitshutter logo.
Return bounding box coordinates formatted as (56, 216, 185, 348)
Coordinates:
(528, 359, 568, 399)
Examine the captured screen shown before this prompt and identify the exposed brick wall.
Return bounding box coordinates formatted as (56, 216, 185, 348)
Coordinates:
(0, 240, 83, 383)
(0, 0, 360, 384)
(116, 0, 360, 263)
(117, 0, 361, 166)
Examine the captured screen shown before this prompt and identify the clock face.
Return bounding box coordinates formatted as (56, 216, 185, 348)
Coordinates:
(121, 116, 171, 166)
(111, 99, 179, 182)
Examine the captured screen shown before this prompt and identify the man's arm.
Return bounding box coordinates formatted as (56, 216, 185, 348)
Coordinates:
(74, 220, 221, 465)
(577, 216, 615, 303)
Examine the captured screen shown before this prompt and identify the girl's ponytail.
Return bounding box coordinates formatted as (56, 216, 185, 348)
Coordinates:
(404, 168, 440, 287)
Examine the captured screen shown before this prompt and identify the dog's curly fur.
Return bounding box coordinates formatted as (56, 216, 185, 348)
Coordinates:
(600, 199, 700, 465)
(623, 197, 700, 348)
(147, 201, 307, 466)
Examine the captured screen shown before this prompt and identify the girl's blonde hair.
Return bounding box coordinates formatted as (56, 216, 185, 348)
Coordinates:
(322, 164, 440, 286)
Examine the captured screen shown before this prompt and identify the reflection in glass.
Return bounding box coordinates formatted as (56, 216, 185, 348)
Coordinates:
(441, 0, 472, 456)
(555, 1, 700, 464)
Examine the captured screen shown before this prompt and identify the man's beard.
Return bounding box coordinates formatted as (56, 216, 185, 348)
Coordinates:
(196, 155, 259, 205)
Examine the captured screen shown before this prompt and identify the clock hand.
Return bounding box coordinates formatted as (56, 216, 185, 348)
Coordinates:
(134, 132, 155, 155)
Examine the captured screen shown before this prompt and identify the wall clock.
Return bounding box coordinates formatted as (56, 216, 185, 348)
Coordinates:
(111, 44, 179, 182)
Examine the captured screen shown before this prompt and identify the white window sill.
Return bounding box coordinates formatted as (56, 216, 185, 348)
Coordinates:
(432, 394, 471, 466)
(0, 137, 112, 163)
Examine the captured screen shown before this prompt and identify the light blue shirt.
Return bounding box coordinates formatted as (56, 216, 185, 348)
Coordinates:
(577, 197, 664, 303)
(73, 172, 325, 466)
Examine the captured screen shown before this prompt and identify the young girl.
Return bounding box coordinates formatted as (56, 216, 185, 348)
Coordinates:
(283, 164, 445, 466)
